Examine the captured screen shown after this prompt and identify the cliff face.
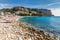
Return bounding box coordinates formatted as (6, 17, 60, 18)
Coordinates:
(0, 6, 53, 16)
(38, 9, 53, 16)
(0, 16, 57, 40)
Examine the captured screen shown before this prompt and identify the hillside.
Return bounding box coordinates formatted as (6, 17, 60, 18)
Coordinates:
(0, 6, 53, 16)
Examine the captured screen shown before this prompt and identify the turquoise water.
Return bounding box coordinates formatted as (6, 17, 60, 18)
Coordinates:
(19, 16, 60, 34)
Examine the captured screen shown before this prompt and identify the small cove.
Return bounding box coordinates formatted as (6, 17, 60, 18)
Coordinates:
(19, 16, 60, 36)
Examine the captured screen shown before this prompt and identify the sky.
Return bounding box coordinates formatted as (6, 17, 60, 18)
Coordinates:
(0, 0, 60, 16)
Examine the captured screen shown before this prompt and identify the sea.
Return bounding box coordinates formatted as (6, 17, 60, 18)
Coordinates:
(19, 16, 60, 35)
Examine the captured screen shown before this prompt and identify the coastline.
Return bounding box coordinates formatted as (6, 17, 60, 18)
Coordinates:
(0, 15, 59, 40)
(20, 16, 60, 39)
(18, 21, 59, 40)
(19, 16, 60, 40)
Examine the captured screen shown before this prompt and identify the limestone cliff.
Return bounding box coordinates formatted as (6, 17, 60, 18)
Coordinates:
(0, 6, 53, 16)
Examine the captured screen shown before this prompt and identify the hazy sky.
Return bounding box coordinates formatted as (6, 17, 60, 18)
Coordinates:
(0, 0, 60, 16)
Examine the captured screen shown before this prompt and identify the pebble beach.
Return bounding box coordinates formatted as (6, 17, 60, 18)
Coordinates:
(0, 15, 59, 40)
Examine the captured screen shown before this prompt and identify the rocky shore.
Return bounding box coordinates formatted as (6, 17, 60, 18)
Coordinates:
(0, 15, 58, 40)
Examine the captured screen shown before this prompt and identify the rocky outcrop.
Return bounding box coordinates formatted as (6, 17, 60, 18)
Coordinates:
(37, 9, 53, 16)
(0, 6, 53, 16)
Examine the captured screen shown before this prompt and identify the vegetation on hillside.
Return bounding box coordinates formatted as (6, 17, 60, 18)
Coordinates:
(0, 6, 53, 16)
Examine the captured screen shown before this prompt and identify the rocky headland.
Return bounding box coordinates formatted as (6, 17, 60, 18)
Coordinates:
(0, 6, 53, 16)
(0, 15, 58, 40)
